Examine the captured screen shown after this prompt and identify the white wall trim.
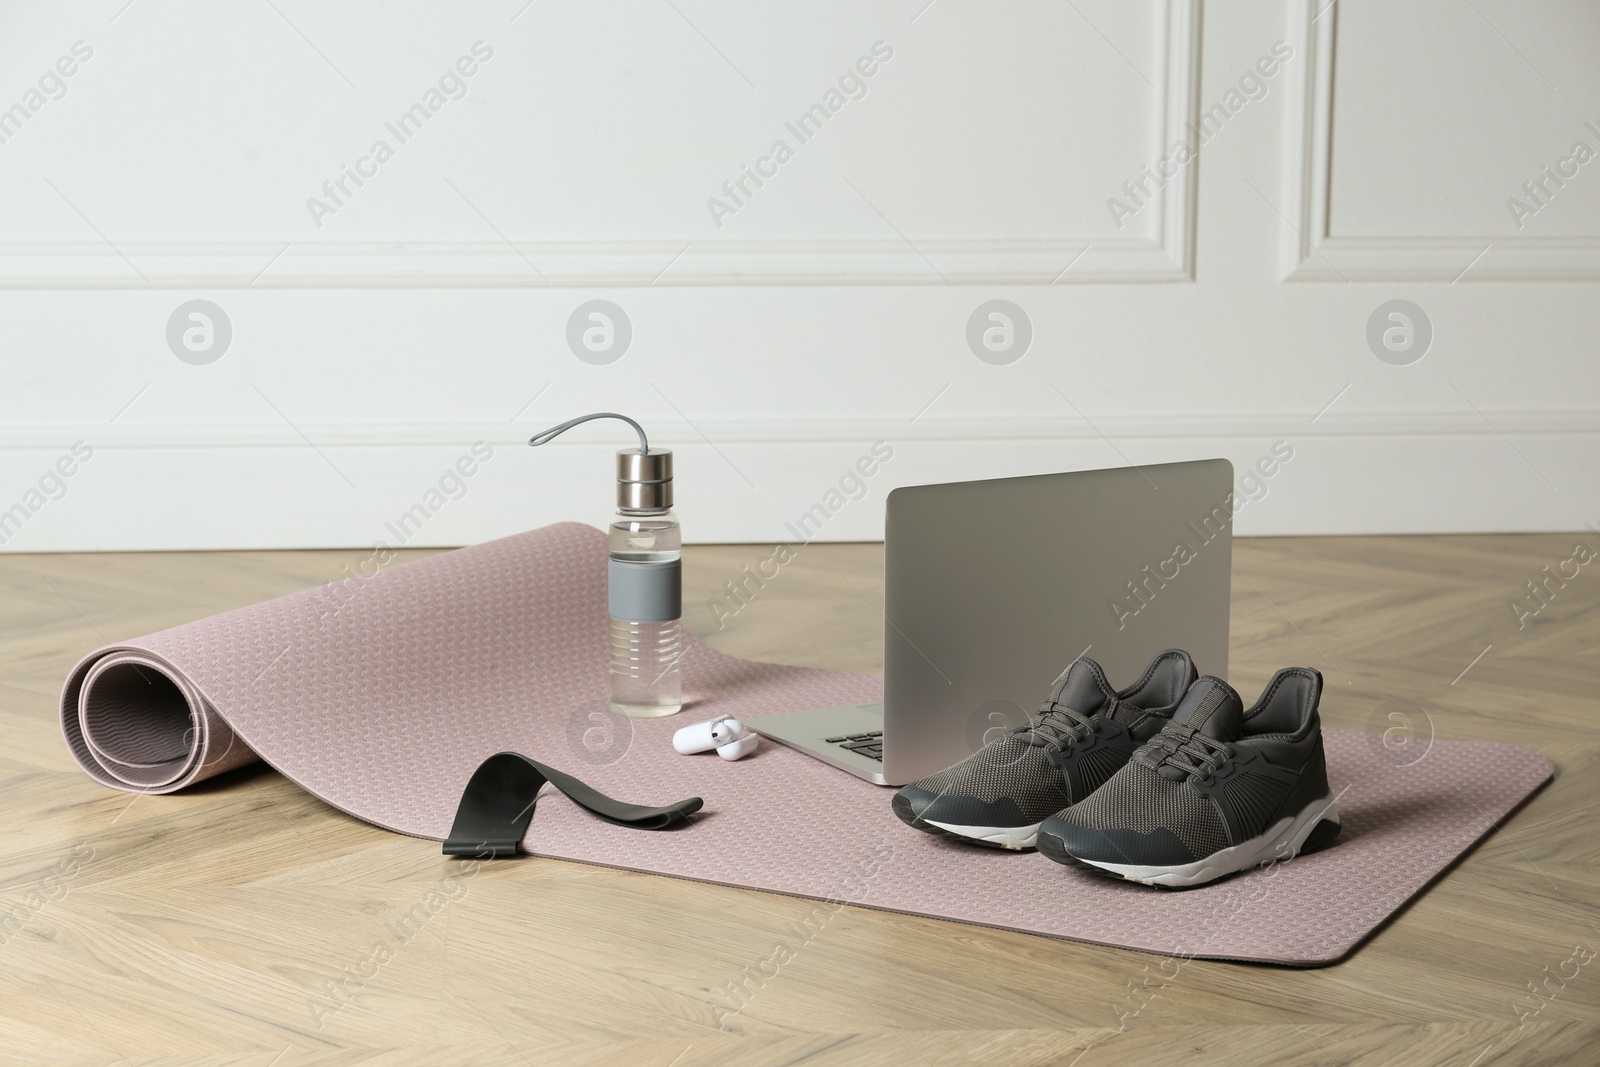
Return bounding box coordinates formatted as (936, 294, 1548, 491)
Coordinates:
(5, 411, 1597, 451)
(0, 236, 1181, 289)
(1, 3, 1201, 290)
(1155, 0, 1201, 282)
(1280, 0, 1600, 283)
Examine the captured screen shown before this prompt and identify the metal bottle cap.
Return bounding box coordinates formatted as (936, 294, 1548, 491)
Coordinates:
(617, 448, 673, 511)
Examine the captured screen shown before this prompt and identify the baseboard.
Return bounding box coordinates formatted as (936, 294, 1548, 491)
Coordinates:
(1, 413, 1596, 550)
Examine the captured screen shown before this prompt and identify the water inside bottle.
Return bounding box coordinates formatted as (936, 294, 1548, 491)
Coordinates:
(609, 518, 683, 717)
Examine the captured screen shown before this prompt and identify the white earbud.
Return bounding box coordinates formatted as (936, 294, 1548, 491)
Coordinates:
(672, 716, 760, 760)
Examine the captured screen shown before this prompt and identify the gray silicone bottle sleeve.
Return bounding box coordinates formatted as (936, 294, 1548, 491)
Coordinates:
(608, 558, 682, 623)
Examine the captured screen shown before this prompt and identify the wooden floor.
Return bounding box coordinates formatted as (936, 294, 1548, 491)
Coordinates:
(1, 535, 1596, 1066)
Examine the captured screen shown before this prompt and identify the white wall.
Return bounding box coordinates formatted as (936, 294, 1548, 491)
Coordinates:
(0, 0, 1596, 551)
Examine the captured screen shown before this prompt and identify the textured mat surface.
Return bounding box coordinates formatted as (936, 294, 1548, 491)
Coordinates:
(60, 523, 1552, 965)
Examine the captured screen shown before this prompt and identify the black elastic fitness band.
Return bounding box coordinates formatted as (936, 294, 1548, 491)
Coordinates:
(443, 751, 703, 858)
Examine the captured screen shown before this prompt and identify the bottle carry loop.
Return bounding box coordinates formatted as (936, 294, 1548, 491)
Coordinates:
(529, 411, 649, 453)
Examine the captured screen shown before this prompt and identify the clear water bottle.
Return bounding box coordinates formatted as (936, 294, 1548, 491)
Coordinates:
(530, 413, 683, 718)
(608, 506, 682, 716)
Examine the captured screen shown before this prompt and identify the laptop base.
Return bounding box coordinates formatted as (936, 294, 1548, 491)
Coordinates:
(743, 703, 892, 786)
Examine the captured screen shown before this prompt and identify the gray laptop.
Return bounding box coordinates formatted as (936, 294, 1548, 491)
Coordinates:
(743, 459, 1233, 786)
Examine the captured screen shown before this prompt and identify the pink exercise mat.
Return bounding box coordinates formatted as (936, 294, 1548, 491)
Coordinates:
(60, 523, 1552, 965)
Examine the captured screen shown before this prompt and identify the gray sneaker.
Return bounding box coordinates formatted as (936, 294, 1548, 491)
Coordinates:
(891, 650, 1197, 850)
(1037, 669, 1341, 886)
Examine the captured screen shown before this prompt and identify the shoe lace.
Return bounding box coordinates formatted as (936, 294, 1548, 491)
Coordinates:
(1146, 724, 1231, 781)
(1014, 699, 1107, 750)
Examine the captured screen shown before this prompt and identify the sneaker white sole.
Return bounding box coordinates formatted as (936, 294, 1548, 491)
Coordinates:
(923, 819, 1041, 850)
(1073, 794, 1340, 887)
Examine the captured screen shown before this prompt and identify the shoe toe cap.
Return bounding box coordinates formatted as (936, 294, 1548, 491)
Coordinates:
(1039, 813, 1197, 867)
(891, 784, 939, 826)
(892, 783, 1032, 830)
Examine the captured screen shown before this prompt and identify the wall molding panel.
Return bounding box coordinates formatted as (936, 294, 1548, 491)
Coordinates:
(1280, 0, 1600, 282)
(0, 3, 1201, 289)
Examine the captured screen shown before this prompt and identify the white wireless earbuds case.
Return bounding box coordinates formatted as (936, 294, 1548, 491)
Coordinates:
(673, 716, 743, 754)
(672, 716, 760, 760)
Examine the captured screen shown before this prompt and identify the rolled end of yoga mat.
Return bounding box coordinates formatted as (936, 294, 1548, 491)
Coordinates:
(62, 647, 260, 793)
(53, 522, 742, 839)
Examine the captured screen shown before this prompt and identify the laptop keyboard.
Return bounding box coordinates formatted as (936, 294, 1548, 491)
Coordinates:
(825, 731, 883, 762)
